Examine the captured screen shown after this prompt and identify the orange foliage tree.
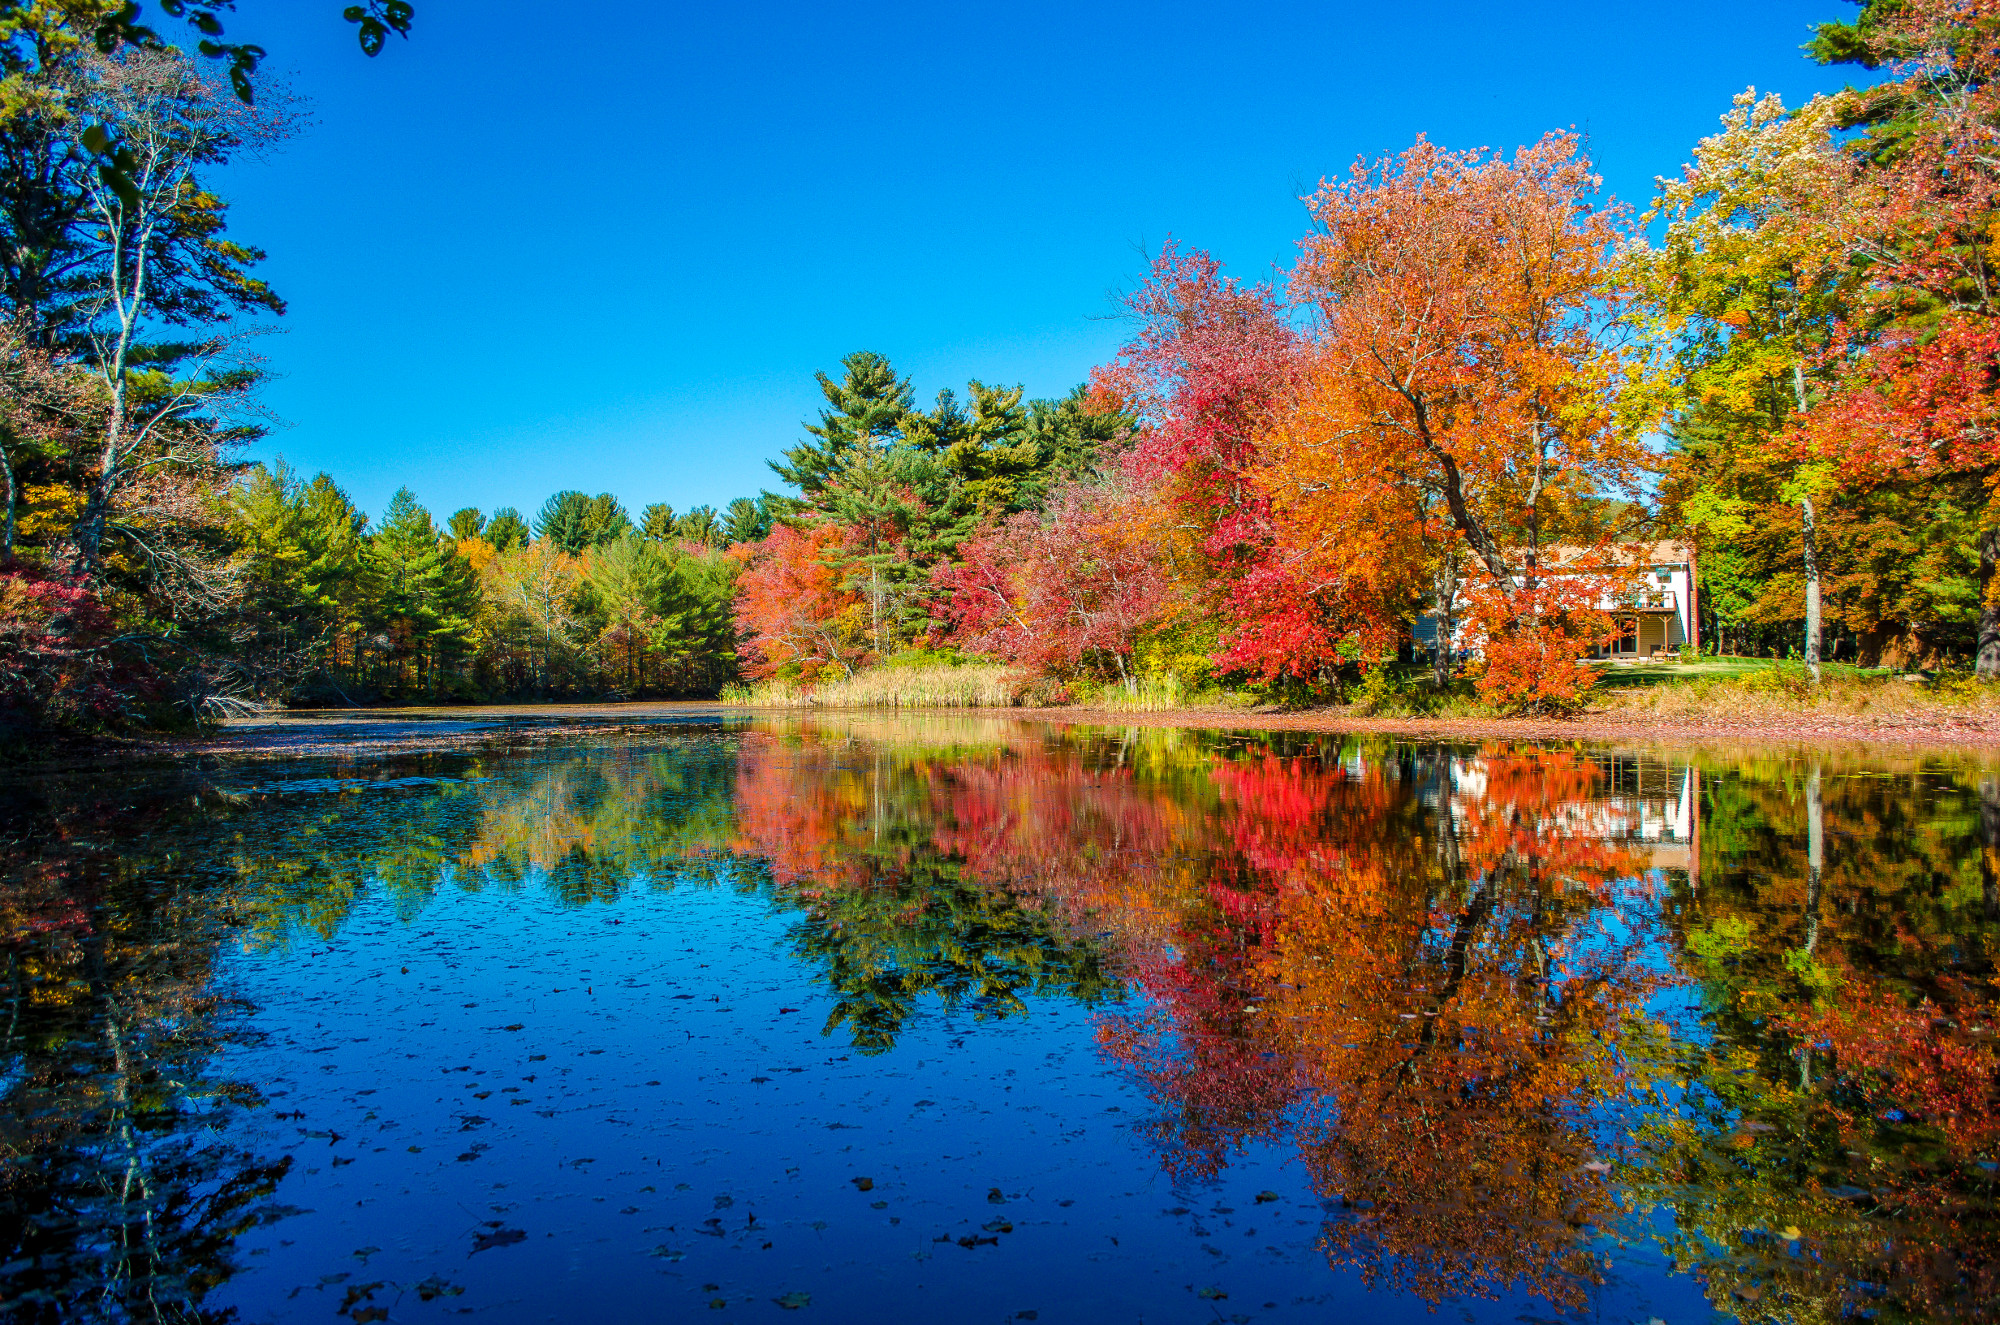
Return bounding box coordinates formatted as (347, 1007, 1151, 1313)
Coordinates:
(1259, 133, 1650, 703)
(731, 522, 869, 682)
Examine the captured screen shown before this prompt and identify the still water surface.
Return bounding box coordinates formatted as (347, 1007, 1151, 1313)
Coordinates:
(2, 716, 1996, 1323)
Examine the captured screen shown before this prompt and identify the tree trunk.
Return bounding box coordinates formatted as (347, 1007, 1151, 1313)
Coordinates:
(1978, 526, 2000, 679)
(1804, 762, 1823, 958)
(1801, 495, 1822, 684)
(1431, 547, 1458, 688)
(1981, 774, 2000, 923)
(0, 431, 13, 560)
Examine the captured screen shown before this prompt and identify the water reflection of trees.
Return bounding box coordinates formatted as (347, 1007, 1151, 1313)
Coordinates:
(1633, 759, 2000, 1324)
(719, 725, 2000, 1321)
(8, 727, 1997, 1323)
(0, 778, 294, 1323)
(723, 727, 1667, 1308)
(1072, 744, 1662, 1309)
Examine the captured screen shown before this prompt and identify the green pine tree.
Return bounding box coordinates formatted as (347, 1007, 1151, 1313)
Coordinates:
(486, 507, 530, 552)
(365, 488, 479, 697)
(771, 351, 913, 500)
(640, 502, 678, 540)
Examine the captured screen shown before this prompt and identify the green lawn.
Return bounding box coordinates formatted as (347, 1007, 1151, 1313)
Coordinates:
(1587, 656, 1893, 689)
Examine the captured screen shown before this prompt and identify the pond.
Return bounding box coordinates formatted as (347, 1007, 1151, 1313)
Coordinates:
(2, 714, 1996, 1323)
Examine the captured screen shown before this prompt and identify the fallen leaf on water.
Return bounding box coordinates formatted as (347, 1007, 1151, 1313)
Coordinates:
(1198, 1286, 1228, 1300)
(1254, 1191, 1279, 1204)
(709, 1299, 725, 1310)
(413, 1275, 463, 1301)
(470, 1227, 526, 1254)
(503, 1023, 524, 1032)
(987, 1187, 1006, 1204)
(774, 1291, 811, 1309)
(337, 1282, 387, 1322)
(851, 1177, 873, 1192)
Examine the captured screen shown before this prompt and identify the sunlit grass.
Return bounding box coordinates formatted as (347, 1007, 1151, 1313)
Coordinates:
(720, 663, 1026, 708)
(1595, 662, 2000, 723)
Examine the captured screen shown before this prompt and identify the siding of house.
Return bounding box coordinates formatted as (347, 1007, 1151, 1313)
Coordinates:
(1412, 544, 1697, 660)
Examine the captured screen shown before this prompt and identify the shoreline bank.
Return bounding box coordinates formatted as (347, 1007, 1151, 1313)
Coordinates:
(186, 698, 2000, 758)
(10, 696, 2000, 770)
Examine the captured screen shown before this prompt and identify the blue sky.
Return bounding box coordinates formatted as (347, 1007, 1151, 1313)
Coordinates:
(217, 0, 1858, 525)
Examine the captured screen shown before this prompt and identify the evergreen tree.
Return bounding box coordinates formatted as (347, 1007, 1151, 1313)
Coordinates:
(818, 445, 978, 653)
(447, 507, 486, 541)
(640, 502, 677, 540)
(1024, 384, 1133, 494)
(651, 547, 740, 693)
(953, 381, 1041, 515)
(723, 494, 779, 545)
(676, 504, 722, 546)
(771, 351, 913, 499)
(535, 490, 632, 553)
(365, 488, 478, 696)
(486, 507, 529, 552)
(227, 463, 367, 699)
(582, 533, 674, 691)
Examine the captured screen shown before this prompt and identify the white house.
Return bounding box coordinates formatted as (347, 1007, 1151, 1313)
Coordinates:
(1413, 541, 1698, 662)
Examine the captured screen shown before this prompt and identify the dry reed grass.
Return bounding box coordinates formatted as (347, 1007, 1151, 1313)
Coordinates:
(721, 663, 1026, 709)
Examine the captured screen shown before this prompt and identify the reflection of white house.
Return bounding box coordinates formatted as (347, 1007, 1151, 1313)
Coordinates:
(1445, 753, 1701, 878)
(1413, 541, 1698, 662)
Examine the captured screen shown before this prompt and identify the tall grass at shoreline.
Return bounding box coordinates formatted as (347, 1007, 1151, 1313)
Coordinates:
(721, 664, 1025, 708)
(719, 655, 2000, 728)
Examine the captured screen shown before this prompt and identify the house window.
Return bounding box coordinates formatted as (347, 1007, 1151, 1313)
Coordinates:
(1615, 618, 1638, 655)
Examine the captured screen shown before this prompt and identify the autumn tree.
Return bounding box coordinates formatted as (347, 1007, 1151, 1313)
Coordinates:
(935, 467, 1174, 683)
(1778, 0, 2000, 676)
(59, 45, 292, 576)
(1094, 243, 1306, 677)
(483, 536, 584, 693)
(732, 521, 868, 682)
(1269, 134, 1651, 710)
(1624, 91, 1861, 679)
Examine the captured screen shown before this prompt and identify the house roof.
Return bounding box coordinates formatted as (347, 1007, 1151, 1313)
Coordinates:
(1528, 540, 1693, 569)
